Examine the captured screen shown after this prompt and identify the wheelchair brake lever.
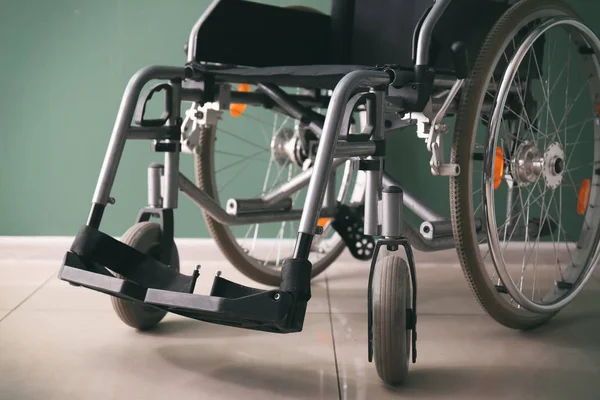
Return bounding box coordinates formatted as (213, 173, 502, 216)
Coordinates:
(426, 78, 464, 177)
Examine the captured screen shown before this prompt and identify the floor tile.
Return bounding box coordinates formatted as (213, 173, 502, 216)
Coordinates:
(0, 286, 42, 311)
(0, 255, 66, 311)
(0, 311, 338, 400)
(326, 258, 600, 317)
(332, 309, 600, 400)
(326, 262, 485, 315)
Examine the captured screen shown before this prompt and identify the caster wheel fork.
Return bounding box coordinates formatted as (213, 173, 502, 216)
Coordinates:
(367, 237, 418, 386)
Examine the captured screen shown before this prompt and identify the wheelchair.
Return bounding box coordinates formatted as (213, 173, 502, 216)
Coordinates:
(58, 0, 600, 386)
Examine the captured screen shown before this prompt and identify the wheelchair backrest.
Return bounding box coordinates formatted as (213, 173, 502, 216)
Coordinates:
(192, 0, 517, 74)
(345, 0, 516, 72)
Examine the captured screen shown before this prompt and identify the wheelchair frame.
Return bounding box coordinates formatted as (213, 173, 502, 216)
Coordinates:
(60, 0, 600, 383)
(59, 0, 477, 345)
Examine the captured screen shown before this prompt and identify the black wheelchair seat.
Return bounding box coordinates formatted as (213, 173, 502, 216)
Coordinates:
(188, 0, 516, 88)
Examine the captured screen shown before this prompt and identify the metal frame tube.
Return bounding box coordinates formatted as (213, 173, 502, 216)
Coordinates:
(297, 70, 391, 236)
(382, 186, 403, 238)
(363, 91, 386, 236)
(334, 141, 376, 158)
(256, 83, 324, 135)
(262, 157, 348, 205)
(163, 79, 182, 209)
(415, 0, 452, 66)
(364, 170, 380, 235)
(91, 66, 187, 206)
(163, 152, 180, 209)
(403, 221, 456, 252)
(179, 173, 335, 225)
(147, 164, 163, 208)
(226, 198, 292, 216)
(323, 169, 337, 211)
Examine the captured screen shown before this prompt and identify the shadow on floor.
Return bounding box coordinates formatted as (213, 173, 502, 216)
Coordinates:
(156, 344, 338, 398)
(136, 318, 250, 339)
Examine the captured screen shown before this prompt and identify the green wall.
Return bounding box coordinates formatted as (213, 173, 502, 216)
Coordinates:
(0, 0, 598, 238)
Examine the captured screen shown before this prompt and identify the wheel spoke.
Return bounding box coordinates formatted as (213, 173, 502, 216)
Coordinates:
(217, 128, 270, 152)
(215, 149, 266, 174)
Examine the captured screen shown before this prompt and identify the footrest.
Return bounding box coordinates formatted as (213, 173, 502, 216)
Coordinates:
(59, 251, 148, 302)
(145, 275, 305, 333)
(58, 227, 311, 334)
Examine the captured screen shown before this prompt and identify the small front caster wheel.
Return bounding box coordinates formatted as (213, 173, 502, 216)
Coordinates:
(110, 222, 179, 331)
(372, 255, 411, 386)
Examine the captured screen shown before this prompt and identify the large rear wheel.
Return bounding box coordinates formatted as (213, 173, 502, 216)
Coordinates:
(451, 0, 600, 329)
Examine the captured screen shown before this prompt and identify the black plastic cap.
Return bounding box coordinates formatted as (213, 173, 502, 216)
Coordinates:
(451, 41, 469, 79)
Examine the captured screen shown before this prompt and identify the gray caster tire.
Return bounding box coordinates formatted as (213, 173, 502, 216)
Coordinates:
(110, 222, 180, 331)
(372, 255, 411, 386)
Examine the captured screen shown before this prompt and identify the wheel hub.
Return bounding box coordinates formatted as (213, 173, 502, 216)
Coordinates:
(511, 141, 564, 188)
(271, 128, 302, 166)
(543, 143, 565, 189)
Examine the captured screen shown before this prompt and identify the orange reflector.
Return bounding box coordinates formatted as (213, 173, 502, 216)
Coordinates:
(317, 218, 331, 227)
(595, 103, 600, 118)
(578, 178, 591, 215)
(494, 146, 504, 190)
(229, 84, 251, 117)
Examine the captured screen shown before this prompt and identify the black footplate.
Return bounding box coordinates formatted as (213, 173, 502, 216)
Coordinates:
(59, 225, 311, 333)
(331, 204, 375, 260)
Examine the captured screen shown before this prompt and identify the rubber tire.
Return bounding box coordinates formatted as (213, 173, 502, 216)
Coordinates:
(372, 255, 410, 386)
(110, 222, 180, 331)
(194, 125, 346, 286)
(450, 0, 582, 330)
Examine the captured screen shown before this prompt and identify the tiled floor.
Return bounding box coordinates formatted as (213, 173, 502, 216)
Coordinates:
(1, 239, 599, 399)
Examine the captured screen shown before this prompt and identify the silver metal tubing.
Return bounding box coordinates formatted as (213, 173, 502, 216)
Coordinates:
(179, 173, 335, 225)
(298, 70, 391, 235)
(226, 197, 292, 216)
(91, 66, 187, 205)
(128, 127, 172, 140)
(363, 91, 386, 236)
(164, 152, 180, 209)
(261, 157, 348, 205)
(372, 91, 386, 141)
(186, 0, 222, 63)
(364, 169, 380, 236)
(382, 172, 443, 222)
(147, 164, 163, 208)
(415, 0, 452, 66)
(433, 76, 459, 88)
(429, 79, 464, 131)
(323, 169, 337, 211)
(382, 186, 403, 238)
(334, 141, 376, 158)
(256, 83, 324, 135)
(163, 80, 182, 209)
(420, 220, 453, 240)
(403, 221, 456, 252)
